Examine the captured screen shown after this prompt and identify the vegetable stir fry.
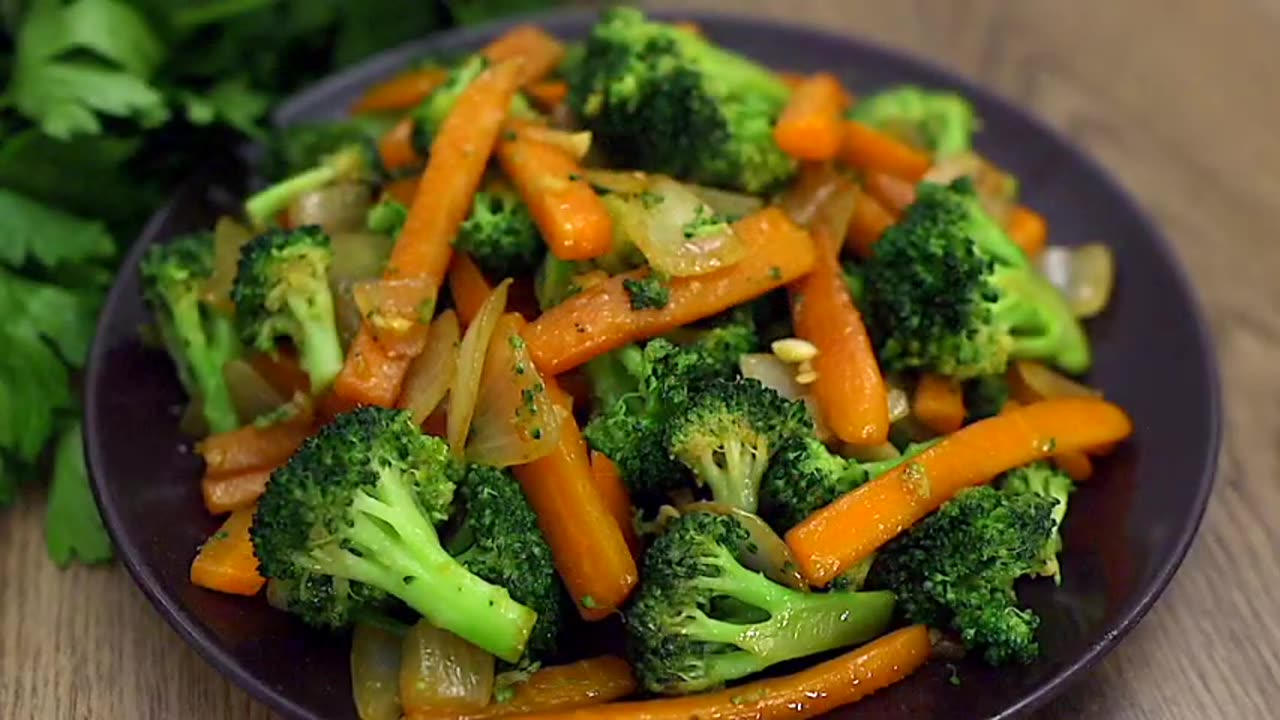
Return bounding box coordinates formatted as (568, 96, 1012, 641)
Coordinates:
(152, 9, 1133, 719)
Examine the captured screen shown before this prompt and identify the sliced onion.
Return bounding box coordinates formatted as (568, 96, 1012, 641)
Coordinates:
(399, 620, 495, 714)
(329, 231, 395, 345)
(887, 385, 911, 423)
(685, 183, 763, 218)
(681, 502, 807, 591)
(353, 275, 439, 356)
(611, 176, 747, 277)
(448, 280, 510, 457)
(466, 313, 561, 467)
(202, 216, 254, 312)
(519, 126, 592, 160)
(289, 182, 373, 235)
(582, 168, 649, 195)
(397, 310, 460, 426)
(739, 353, 831, 442)
(1037, 243, 1115, 319)
(811, 179, 859, 242)
(1010, 359, 1102, 403)
(778, 163, 846, 229)
(924, 151, 1017, 224)
(223, 358, 289, 424)
(351, 623, 403, 720)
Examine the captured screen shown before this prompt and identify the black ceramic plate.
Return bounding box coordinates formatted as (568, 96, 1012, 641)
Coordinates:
(85, 9, 1221, 720)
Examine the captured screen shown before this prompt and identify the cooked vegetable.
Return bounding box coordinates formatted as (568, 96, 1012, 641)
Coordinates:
(405, 656, 637, 719)
(396, 310, 460, 426)
(589, 452, 642, 559)
(378, 117, 421, 173)
(202, 467, 273, 516)
(140, 232, 241, 434)
(625, 511, 895, 695)
(525, 79, 570, 111)
(1037, 243, 1116, 319)
(190, 506, 265, 596)
(863, 178, 1091, 379)
(455, 179, 546, 280)
(621, 275, 670, 310)
(448, 280, 510, 456)
(350, 622, 404, 720)
(568, 8, 795, 193)
(845, 187, 895, 258)
(231, 226, 345, 392)
(912, 372, 966, 434)
(1006, 204, 1048, 258)
(999, 461, 1075, 583)
(466, 313, 560, 466)
(250, 406, 536, 662)
(774, 73, 848, 161)
(786, 397, 1133, 586)
(399, 620, 495, 714)
(353, 67, 450, 114)
(839, 120, 932, 181)
(412, 55, 538, 150)
(246, 145, 379, 230)
(849, 85, 978, 158)
(195, 393, 313, 477)
(481, 25, 567, 87)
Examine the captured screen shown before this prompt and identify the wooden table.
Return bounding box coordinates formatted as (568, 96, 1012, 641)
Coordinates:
(3, 1, 1278, 718)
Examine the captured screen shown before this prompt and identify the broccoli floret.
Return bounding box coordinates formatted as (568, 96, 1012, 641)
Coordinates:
(849, 85, 978, 158)
(245, 144, 380, 229)
(866, 485, 1060, 665)
(864, 179, 1090, 379)
(759, 436, 938, 532)
(455, 181, 545, 279)
(231, 226, 345, 392)
(622, 275, 670, 310)
(964, 374, 1010, 421)
(367, 197, 408, 237)
(451, 464, 569, 663)
(412, 55, 538, 152)
(842, 260, 866, 309)
(251, 407, 537, 662)
(999, 461, 1074, 583)
(667, 379, 810, 513)
(583, 343, 647, 413)
(140, 233, 241, 434)
(568, 8, 795, 193)
(626, 511, 895, 694)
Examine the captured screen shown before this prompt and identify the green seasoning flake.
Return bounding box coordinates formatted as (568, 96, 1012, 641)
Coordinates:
(768, 265, 783, 281)
(622, 276, 670, 310)
(580, 595, 597, 609)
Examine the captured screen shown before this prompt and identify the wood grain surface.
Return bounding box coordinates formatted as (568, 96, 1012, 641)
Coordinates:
(3, 1, 1279, 718)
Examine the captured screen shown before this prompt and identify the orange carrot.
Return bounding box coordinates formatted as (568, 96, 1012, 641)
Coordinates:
(384, 177, 420, 206)
(378, 116, 420, 172)
(513, 381, 639, 620)
(590, 452, 641, 559)
(863, 170, 918, 215)
(482, 25, 565, 87)
(840, 120, 932, 181)
(247, 351, 311, 398)
(333, 59, 524, 408)
(408, 656, 637, 720)
(526, 626, 932, 720)
(774, 73, 848, 161)
(913, 373, 966, 435)
(846, 187, 895, 259)
(525, 79, 569, 110)
(448, 253, 493, 327)
(497, 123, 613, 261)
(787, 397, 1134, 585)
(195, 398, 314, 476)
(202, 467, 274, 516)
(190, 506, 266, 596)
(525, 208, 817, 375)
(1007, 205, 1048, 258)
(352, 67, 449, 114)
(790, 226, 889, 446)
(1000, 399, 1094, 481)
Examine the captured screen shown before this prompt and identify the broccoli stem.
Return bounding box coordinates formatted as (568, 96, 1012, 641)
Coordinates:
(245, 165, 338, 228)
(283, 290, 344, 392)
(318, 474, 537, 663)
(168, 293, 240, 433)
(689, 439, 766, 513)
(993, 268, 1091, 374)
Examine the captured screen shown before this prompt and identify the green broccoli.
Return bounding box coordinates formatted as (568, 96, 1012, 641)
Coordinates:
(412, 55, 538, 152)
(849, 85, 978, 158)
(863, 178, 1090, 379)
(865, 484, 1062, 665)
(450, 464, 570, 663)
(626, 511, 895, 694)
(250, 407, 537, 663)
(534, 254, 588, 311)
(622, 275, 670, 310)
(667, 378, 810, 513)
(139, 233, 241, 434)
(582, 343, 647, 413)
(964, 374, 1011, 421)
(759, 436, 939, 532)
(367, 197, 408, 237)
(455, 180, 546, 279)
(568, 8, 795, 193)
(261, 117, 393, 181)
(999, 461, 1075, 583)
(245, 142, 380, 229)
(231, 226, 345, 392)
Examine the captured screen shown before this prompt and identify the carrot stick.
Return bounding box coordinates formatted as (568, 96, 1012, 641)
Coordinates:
(190, 506, 266, 596)
(525, 207, 817, 374)
(384, 177, 420, 206)
(497, 123, 613, 261)
(774, 73, 848, 161)
(513, 381, 639, 620)
(526, 625, 932, 720)
(840, 120, 932, 181)
(482, 25, 565, 87)
(1006, 205, 1048, 258)
(525, 79, 568, 110)
(787, 397, 1134, 585)
(913, 373, 966, 435)
(408, 656, 636, 720)
(333, 58, 524, 408)
(195, 398, 314, 476)
(352, 67, 449, 114)
(790, 226, 889, 446)
(863, 171, 918, 215)
(247, 351, 310, 398)
(1000, 399, 1093, 481)
(202, 467, 273, 516)
(590, 452, 641, 559)
(378, 116, 420, 172)
(846, 187, 895, 259)
(448, 253, 493, 327)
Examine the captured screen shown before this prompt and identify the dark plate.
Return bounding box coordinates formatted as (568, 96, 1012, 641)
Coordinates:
(84, 9, 1221, 720)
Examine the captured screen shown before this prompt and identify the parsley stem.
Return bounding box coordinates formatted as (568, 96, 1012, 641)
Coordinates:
(173, 0, 283, 30)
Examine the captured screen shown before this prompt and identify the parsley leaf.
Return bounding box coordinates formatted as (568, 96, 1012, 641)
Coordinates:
(0, 130, 151, 227)
(45, 422, 113, 566)
(0, 188, 115, 269)
(180, 76, 271, 138)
